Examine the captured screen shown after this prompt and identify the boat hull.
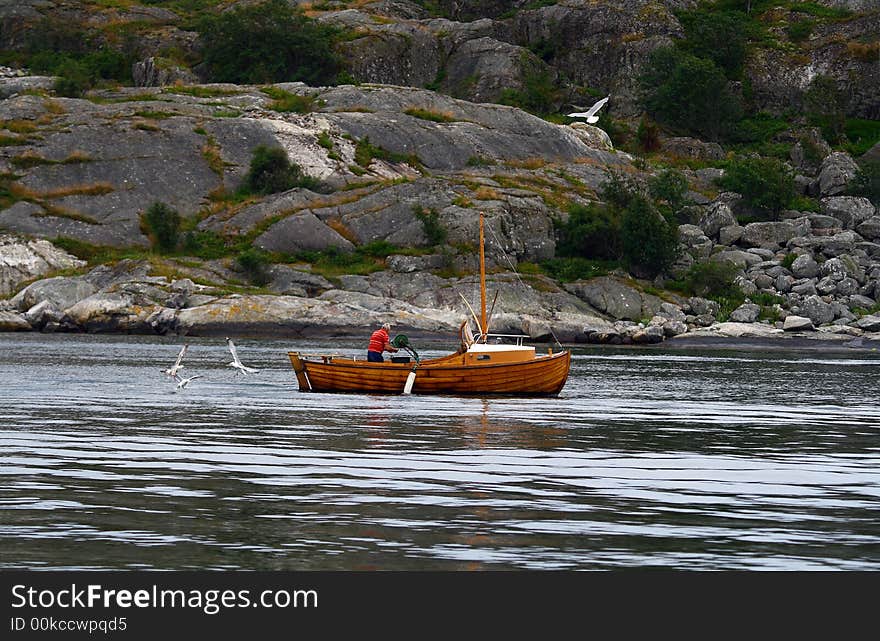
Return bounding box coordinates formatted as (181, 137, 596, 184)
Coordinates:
(289, 350, 571, 396)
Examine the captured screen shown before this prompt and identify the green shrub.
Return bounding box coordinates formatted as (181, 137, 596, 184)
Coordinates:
(499, 66, 561, 116)
(555, 202, 621, 261)
(182, 230, 230, 260)
(195, 0, 342, 85)
(53, 60, 92, 98)
(236, 247, 271, 286)
(648, 169, 690, 214)
(599, 171, 642, 210)
(404, 107, 455, 123)
(240, 145, 322, 196)
(730, 112, 790, 144)
(141, 202, 181, 253)
(636, 117, 661, 152)
(786, 20, 813, 43)
(805, 75, 847, 144)
(848, 160, 880, 207)
(717, 156, 795, 217)
(413, 206, 447, 246)
(640, 46, 742, 141)
(790, 195, 821, 212)
(677, 9, 751, 78)
(262, 87, 317, 113)
(353, 137, 417, 168)
(678, 260, 741, 299)
(843, 119, 880, 157)
(619, 195, 679, 277)
(539, 257, 619, 282)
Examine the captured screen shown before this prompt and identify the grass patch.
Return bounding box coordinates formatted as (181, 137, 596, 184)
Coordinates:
(540, 257, 619, 282)
(404, 107, 455, 123)
(354, 137, 421, 169)
(52, 237, 150, 265)
(466, 155, 496, 167)
(212, 109, 241, 118)
(473, 187, 502, 201)
(262, 87, 318, 113)
(163, 86, 242, 98)
(0, 120, 38, 134)
(133, 110, 175, 119)
(41, 182, 114, 199)
(843, 119, 880, 157)
(0, 134, 27, 146)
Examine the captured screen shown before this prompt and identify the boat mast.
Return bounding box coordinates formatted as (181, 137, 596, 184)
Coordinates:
(479, 212, 487, 339)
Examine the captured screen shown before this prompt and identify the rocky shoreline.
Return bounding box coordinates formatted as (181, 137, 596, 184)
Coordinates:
(3, 233, 880, 348)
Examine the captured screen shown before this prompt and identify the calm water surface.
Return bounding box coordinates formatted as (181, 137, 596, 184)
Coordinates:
(1, 333, 879, 570)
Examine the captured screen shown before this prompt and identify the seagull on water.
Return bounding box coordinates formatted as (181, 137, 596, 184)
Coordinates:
(174, 373, 202, 390)
(226, 337, 259, 374)
(163, 344, 188, 378)
(567, 95, 610, 124)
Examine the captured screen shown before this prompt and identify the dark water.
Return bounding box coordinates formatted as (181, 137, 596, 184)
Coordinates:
(1, 333, 879, 570)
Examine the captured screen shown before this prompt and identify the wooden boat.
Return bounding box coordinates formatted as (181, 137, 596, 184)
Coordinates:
(288, 213, 571, 396)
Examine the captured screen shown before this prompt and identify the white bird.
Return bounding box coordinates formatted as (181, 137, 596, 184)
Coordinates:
(174, 373, 202, 390)
(567, 95, 610, 124)
(162, 344, 188, 378)
(226, 337, 259, 374)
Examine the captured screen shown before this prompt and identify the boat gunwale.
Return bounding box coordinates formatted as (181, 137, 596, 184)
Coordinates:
(289, 350, 569, 373)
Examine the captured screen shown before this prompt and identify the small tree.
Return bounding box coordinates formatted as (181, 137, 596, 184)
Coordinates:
(555, 202, 621, 261)
(678, 9, 750, 78)
(236, 247, 271, 286)
(619, 195, 679, 278)
(717, 156, 795, 218)
(804, 75, 847, 144)
(848, 160, 880, 207)
(649, 169, 690, 215)
(413, 206, 447, 246)
(195, 0, 342, 85)
(640, 47, 742, 141)
(241, 145, 320, 196)
(142, 202, 181, 253)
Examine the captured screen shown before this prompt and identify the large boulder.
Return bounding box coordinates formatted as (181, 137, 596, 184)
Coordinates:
(799, 295, 835, 326)
(0, 310, 31, 331)
(698, 201, 737, 239)
(790, 254, 820, 279)
(729, 302, 760, 323)
(0, 235, 86, 297)
(856, 216, 880, 241)
(661, 137, 724, 161)
(821, 196, 876, 230)
(854, 315, 880, 332)
(816, 152, 860, 197)
(442, 37, 554, 105)
(740, 221, 802, 249)
(10, 276, 96, 312)
(568, 122, 613, 151)
(255, 212, 356, 254)
(783, 315, 814, 331)
(565, 276, 661, 321)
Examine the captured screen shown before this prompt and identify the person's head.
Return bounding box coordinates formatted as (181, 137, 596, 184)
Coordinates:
(382, 322, 391, 332)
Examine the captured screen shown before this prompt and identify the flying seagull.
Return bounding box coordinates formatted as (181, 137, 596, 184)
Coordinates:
(174, 373, 202, 390)
(162, 344, 188, 378)
(567, 96, 610, 124)
(226, 337, 259, 374)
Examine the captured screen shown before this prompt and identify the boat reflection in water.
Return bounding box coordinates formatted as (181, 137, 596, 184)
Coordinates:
(288, 213, 571, 396)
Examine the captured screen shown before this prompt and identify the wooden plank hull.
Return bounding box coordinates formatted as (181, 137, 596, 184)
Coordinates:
(289, 350, 571, 396)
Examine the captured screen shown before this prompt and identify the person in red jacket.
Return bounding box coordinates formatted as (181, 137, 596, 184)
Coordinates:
(367, 322, 398, 362)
